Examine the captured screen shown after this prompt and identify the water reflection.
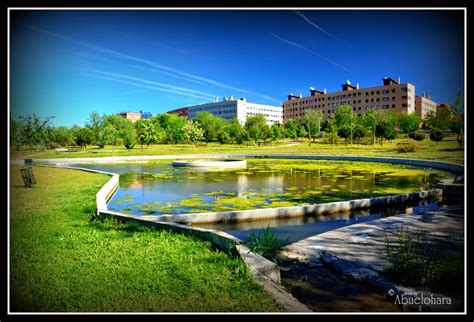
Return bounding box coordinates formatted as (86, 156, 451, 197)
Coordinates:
(68, 159, 449, 216)
(196, 201, 441, 245)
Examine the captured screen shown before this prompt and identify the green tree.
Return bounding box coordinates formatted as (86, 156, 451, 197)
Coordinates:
(72, 126, 94, 149)
(245, 114, 269, 144)
(298, 125, 307, 139)
(194, 111, 225, 143)
(10, 118, 24, 151)
(375, 110, 396, 146)
(334, 105, 355, 145)
(18, 113, 55, 150)
(135, 120, 157, 148)
(227, 118, 246, 144)
(104, 114, 136, 149)
(151, 113, 187, 144)
(87, 112, 108, 148)
(304, 110, 323, 142)
(271, 122, 282, 141)
(352, 123, 366, 144)
(450, 92, 464, 147)
(361, 109, 377, 145)
(217, 128, 231, 144)
(323, 115, 339, 144)
(284, 119, 298, 139)
(397, 112, 420, 137)
(50, 126, 75, 147)
(122, 126, 136, 149)
(183, 120, 204, 146)
(104, 123, 118, 150)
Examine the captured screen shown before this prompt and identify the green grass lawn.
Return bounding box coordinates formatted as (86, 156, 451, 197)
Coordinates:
(9, 166, 283, 312)
(10, 134, 464, 164)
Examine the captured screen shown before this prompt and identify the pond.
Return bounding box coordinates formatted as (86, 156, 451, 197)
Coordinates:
(196, 200, 442, 245)
(70, 158, 450, 217)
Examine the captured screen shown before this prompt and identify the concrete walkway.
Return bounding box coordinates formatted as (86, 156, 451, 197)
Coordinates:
(280, 205, 464, 272)
(279, 205, 464, 311)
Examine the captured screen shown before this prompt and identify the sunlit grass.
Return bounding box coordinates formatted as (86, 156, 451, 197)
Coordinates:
(10, 134, 464, 164)
(9, 166, 283, 312)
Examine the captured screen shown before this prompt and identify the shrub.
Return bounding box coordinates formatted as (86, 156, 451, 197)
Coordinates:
(322, 131, 339, 144)
(384, 227, 463, 291)
(408, 131, 425, 141)
(396, 141, 417, 153)
(429, 129, 445, 144)
(244, 227, 288, 261)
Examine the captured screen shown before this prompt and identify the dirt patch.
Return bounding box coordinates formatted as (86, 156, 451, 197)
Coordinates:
(279, 258, 402, 312)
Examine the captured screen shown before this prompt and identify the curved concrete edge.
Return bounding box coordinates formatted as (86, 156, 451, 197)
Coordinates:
(96, 174, 120, 212)
(98, 209, 311, 311)
(26, 153, 464, 175)
(137, 189, 443, 225)
(34, 162, 308, 311)
(36, 164, 120, 214)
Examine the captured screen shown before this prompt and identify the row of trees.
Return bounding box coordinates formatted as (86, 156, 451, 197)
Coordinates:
(10, 94, 464, 151)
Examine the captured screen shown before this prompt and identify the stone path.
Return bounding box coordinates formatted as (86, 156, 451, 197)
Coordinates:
(278, 204, 464, 312)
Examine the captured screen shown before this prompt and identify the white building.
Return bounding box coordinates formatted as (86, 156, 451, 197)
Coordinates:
(187, 96, 283, 126)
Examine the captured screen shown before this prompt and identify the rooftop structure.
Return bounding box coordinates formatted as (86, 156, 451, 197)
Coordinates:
(179, 97, 283, 126)
(283, 76, 416, 123)
(118, 111, 141, 124)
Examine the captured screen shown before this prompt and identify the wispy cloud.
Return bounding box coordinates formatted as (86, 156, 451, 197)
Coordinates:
(82, 69, 217, 101)
(294, 11, 342, 42)
(86, 89, 145, 97)
(82, 72, 214, 101)
(24, 24, 281, 104)
(270, 32, 349, 72)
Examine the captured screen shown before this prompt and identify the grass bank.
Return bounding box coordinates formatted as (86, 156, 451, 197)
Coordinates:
(9, 165, 283, 312)
(10, 135, 464, 165)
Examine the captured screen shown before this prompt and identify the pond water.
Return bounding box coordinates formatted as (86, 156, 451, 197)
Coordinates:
(195, 200, 442, 245)
(69, 158, 450, 216)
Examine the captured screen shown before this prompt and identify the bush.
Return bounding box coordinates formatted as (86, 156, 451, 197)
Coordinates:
(408, 131, 425, 141)
(430, 129, 445, 144)
(396, 141, 417, 153)
(244, 227, 287, 262)
(384, 227, 463, 292)
(322, 132, 339, 144)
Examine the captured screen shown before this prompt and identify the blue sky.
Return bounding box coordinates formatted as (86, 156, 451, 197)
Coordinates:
(10, 9, 464, 127)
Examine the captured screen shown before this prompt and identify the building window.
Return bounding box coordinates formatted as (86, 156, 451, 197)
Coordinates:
(376, 98, 380, 102)
(402, 103, 408, 107)
(376, 90, 380, 94)
(401, 88, 407, 93)
(382, 97, 389, 101)
(392, 97, 396, 101)
(382, 89, 389, 94)
(392, 89, 396, 93)
(371, 91, 374, 95)
(392, 104, 396, 108)
(365, 92, 369, 96)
